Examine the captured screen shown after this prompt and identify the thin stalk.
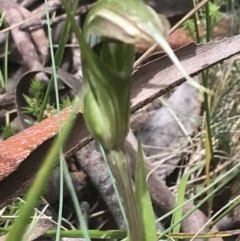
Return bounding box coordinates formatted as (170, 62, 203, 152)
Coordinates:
(192, 0, 200, 42)
(39, 3, 80, 239)
(56, 154, 64, 241)
(63, 160, 91, 241)
(203, 1, 213, 216)
(106, 149, 143, 241)
(0, 71, 5, 88)
(205, 2, 211, 42)
(37, 0, 79, 122)
(41, 2, 59, 117)
(43, 2, 63, 240)
(4, 31, 9, 90)
(192, 0, 214, 216)
(58, 0, 95, 72)
(100, 145, 128, 225)
(5, 101, 81, 241)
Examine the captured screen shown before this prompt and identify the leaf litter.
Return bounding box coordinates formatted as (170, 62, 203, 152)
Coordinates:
(0, 0, 240, 240)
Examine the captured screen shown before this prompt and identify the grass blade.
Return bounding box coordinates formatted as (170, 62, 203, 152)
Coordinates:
(135, 137, 157, 241)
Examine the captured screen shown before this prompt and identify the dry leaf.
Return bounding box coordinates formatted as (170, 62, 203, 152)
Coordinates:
(131, 35, 240, 110)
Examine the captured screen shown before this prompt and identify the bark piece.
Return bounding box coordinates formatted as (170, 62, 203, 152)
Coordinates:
(74, 141, 126, 230)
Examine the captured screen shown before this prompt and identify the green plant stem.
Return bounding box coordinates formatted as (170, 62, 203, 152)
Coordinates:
(192, 0, 200, 42)
(44, 229, 240, 240)
(62, 160, 91, 241)
(5, 104, 80, 241)
(202, 71, 213, 157)
(106, 149, 143, 241)
(37, 0, 79, 122)
(4, 31, 9, 90)
(37, 2, 57, 122)
(59, 0, 94, 67)
(203, 1, 214, 216)
(43, 2, 64, 240)
(202, 0, 213, 156)
(205, 1, 211, 42)
(100, 145, 128, 225)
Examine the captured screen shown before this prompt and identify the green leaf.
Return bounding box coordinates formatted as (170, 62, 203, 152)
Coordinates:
(2, 124, 15, 139)
(84, 0, 211, 95)
(135, 137, 157, 241)
(171, 162, 204, 234)
(0, 12, 5, 27)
